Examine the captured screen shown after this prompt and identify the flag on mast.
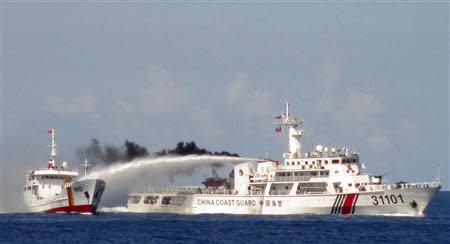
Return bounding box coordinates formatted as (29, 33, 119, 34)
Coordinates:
(48, 129, 53, 134)
(275, 126, 282, 133)
(275, 115, 282, 119)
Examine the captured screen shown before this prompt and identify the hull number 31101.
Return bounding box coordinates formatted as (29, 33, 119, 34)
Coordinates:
(371, 194, 404, 205)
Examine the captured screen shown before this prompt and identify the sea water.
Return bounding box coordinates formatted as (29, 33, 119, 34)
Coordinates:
(1, 192, 448, 243)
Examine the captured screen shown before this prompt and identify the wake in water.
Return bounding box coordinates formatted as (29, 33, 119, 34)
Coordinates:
(83, 155, 258, 180)
(98, 206, 130, 213)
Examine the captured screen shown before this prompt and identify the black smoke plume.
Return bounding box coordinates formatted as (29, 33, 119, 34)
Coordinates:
(75, 139, 149, 165)
(76, 139, 239, 167)
(124, 140, 149, 162)
(156, 141, 239, 158)
(157, 141, 239, 169)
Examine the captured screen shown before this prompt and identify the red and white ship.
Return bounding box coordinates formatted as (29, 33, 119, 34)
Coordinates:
(128, 102, 440, 216)
(23, 129, 105, 214)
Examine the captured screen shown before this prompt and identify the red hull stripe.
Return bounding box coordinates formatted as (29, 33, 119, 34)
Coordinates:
(341, 194, 356, 215)
(44, 204, 93, 214)
(351, 194, 359, 214)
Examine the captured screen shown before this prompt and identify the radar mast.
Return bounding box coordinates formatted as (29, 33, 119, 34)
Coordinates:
(275, 102, 304, 160)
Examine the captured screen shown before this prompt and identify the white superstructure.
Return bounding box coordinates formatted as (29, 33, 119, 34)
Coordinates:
(23, 129, 105, 214)
(128, 102, 440, 216)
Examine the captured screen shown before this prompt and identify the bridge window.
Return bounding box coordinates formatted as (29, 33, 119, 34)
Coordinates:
(297, 182, 327, 194)
(332, 159, 340, 164)
(162, 196, 172, 205)
(269, 183, 293, 195)
(128, 195, 141, 204)
(144, 196, 159, 204)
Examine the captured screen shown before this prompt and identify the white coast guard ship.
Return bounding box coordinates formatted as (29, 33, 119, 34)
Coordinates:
(128, 102, 440, 216)
(23, 129, 105, 214)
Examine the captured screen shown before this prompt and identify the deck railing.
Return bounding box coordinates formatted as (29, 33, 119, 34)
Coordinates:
(133, 181, 441, 196)
(366, 181, 440, 192)
(273, 175, 328, 182)
(137, 186, 238, 195)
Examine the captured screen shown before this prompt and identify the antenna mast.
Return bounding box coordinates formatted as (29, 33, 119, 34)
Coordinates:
(285, 102, 289, 119)
(48, 129, 58, 169)
(83, 158, 91, 178)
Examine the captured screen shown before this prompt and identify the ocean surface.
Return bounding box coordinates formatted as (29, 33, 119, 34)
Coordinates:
(1, 192, 449, 244)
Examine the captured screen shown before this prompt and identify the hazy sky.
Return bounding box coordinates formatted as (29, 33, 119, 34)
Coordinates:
(1, 2, 448, 211)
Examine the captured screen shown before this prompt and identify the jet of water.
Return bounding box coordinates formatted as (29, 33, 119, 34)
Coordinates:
(82, 155, 258, 180)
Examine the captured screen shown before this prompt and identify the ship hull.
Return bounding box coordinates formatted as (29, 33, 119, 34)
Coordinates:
(128, 185, 440, 216)
(24, 179, 105, 214)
